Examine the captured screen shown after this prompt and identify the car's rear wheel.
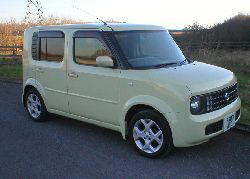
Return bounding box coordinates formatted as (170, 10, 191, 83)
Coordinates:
(129, 109, 173, 158)
(25, 88, 47, 122)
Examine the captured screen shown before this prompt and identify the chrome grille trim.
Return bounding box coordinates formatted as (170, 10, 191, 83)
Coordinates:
(205, 83, 238, 113)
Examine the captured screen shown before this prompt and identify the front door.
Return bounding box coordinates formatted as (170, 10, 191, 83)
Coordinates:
(67, 30, 121, 125)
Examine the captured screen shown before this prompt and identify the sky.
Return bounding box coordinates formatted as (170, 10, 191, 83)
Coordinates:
(1, 0, 250, 29)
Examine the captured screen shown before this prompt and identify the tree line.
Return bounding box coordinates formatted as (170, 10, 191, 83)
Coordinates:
(173, 13, 250, 47)
(0, 16, 123, 46)
(0, 16, 89, 46)
(0, 13, 249, 47)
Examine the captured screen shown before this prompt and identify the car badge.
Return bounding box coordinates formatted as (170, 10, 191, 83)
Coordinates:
(224, 92, 230, 101)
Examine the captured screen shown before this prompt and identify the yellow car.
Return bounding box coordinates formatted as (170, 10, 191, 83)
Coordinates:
(22, 23, 241, 158)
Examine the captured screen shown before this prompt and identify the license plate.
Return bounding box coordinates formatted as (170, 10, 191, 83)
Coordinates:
(223, 112, 236, 132)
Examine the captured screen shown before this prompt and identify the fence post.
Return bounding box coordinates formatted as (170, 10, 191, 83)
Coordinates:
(13, 48, 16, 56)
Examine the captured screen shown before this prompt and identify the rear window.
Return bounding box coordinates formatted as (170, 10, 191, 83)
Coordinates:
(32, 31, 65, 62)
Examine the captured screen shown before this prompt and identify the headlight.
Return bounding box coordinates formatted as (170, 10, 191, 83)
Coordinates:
(190, 96, 206, 115)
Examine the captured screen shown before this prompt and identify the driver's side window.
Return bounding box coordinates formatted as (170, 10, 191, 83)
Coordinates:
(74, 37, 111, 66)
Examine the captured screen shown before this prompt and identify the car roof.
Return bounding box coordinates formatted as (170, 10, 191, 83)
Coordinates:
(28, 23, 166, 31)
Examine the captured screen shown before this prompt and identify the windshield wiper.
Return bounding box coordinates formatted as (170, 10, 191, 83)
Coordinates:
(154, 62, 178, 68)
(179, 59, 188, 65)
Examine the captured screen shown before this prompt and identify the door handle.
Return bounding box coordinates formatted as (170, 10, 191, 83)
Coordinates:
(36, 67, 44, 73)
(68, 72, 78, 78)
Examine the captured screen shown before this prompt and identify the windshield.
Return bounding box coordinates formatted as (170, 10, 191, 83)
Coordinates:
(114, 30, 186, 69)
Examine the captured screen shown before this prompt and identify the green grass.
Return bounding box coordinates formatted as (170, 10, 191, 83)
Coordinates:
(0, 58, 22, 81)
(235, 73, 250, 124)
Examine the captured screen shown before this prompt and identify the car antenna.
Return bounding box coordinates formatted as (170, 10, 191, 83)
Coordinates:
(72, 6, 107, 25)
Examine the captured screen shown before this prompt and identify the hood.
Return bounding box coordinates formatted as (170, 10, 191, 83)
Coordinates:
(149, 61, 236, 94)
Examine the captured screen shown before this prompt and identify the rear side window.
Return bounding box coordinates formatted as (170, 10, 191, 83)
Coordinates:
(74, 37, 111, 66)
(32, 31, 65, 62)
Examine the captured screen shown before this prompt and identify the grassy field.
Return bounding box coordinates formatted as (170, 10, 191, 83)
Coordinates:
(0, 58, 22, 81)
(0, 51, 249, 124)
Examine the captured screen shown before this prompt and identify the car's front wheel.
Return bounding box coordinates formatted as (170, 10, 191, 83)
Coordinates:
(129, 109, 173, 158)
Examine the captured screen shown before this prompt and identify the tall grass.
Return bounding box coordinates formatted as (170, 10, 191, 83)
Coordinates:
(185, 49, 250, 73)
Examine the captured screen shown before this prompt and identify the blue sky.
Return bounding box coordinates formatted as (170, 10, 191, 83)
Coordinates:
(1, 0, 250, 29)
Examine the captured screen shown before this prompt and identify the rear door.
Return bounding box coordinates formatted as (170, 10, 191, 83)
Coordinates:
(35, 30, 68, 112)
(67, 30, 121, 125)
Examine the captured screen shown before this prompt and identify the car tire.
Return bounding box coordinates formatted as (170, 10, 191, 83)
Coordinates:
(25, 88, 48, 122)
(129, 109, 173, 158)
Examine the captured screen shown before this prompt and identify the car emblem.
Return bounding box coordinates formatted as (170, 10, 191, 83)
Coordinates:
(224, 92, 230, 101)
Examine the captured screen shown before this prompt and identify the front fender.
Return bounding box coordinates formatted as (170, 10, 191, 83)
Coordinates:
(119, 95, 178, 139)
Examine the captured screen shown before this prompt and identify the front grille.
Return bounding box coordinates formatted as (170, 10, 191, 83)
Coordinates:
(206, 83, 238, 113)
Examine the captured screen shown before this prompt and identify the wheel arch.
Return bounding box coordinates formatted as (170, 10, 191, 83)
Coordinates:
(22, 78, 46, 107)
(120, 95, 178, 139)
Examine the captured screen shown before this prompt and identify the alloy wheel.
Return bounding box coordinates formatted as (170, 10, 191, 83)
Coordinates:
(133, 118, 164, 154)
(27, 93, 42, 119)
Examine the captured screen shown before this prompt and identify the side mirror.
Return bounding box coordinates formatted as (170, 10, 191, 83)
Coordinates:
(96, 56, 114, 68)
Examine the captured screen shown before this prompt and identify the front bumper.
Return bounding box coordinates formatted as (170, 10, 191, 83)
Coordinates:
(171, 97, 241, 147)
